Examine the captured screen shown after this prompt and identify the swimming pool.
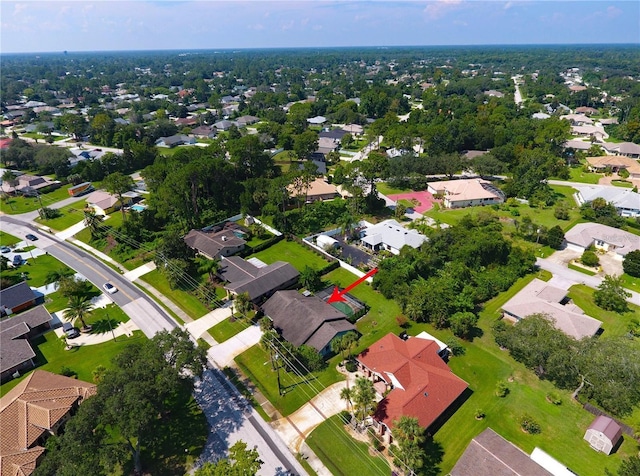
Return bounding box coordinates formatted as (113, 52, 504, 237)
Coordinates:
(131, 204, 147, 212)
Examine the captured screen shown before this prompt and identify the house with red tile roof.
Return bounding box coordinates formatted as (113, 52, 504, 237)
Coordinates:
(0, 370, 96, 476)
(356, 333, 468, 441)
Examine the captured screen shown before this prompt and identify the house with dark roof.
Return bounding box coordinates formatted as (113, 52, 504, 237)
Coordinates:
(0, 174, 60, 196)
(584, 416, 623, 455)
(214, 119, 234, 131)
(450, 428, 552, 476)
(356, 333, 468, 440)
(319, 129, 347, 141)
(184, 229, 246, 260)
(262, 290, 356, 356)
(236, 115, 260, 127)
(220, 257, 299, 303)
(501, 278, 602, 340)
(0, 370, 96, 476)
(0, 282, 36, 315)
(0, 306, 53, 382)
(154, 134, 196, 148)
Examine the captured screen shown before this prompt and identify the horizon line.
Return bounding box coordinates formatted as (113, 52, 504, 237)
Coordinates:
(2, 42, 639, 56)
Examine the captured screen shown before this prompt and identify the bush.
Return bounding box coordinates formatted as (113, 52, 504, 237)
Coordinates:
(623, 250, 640, 277)
(581, 250, 599, 267)
(546, 392, 562, 405)
(520, 414, 541, 434)
(395, 315, 409, 328)
(495, 381, 509, 398)
(338, 410, 352, 423)
(445, 337, 465, 356)
(474, 409, 485, 419)
(345, 359, 357, 372)
(59, 366, 77, 378)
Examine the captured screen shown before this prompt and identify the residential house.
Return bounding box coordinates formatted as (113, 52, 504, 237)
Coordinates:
(501, 278, 602, 339)
(317, 136, 340, 156)
(0, 282, 37, 316)
(356, 333, 468, 440)
(307, 116, 327, 125)
(450, 428, 553, 476)
(85, 190, 136, 216)
(300, 157, 327, 175)
(603, 141, 640, 159)
(262, 290, 356, 356)
(0, 306, 53, 382)
(561, 114, 594, 126)
(575, 185, 640, 218)
(565, 223, 640, 259)
(427, 179, 505, 209)
(191, 125, 217, 139)
(342, 124, 364, 136)
(483, 90, 505, 98)
(571, 125, 606, 141)
(532, 112, 551, 120)
(183, 229, 246, 260)
(214, 119, 234, 131)
(0, 370, 96, 476)
(236, 115, 260, 127)
(584, 416, 622, 455)
(0, 174, 60, 196)
(219, 256, 299, 303)
(287, 178, 339, 203)
(585, 155, 640, 178)
(319, 129, 347, 141)
(154, 134, 196, 148)
(563, 139, 594, 152)
(175, 117, 198, 127)
(359, 219, 427, 255)
(599, 118, 619, 126)
(576, 106, 599, 115)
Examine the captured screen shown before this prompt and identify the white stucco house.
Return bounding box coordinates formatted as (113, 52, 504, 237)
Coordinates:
(564, 223, 640, 260)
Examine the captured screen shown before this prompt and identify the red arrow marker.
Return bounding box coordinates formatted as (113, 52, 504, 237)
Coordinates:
(327, 268, 378, 303)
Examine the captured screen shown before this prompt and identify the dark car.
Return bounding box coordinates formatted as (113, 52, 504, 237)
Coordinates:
(25, 234, 38, 241)
(62, 322, 80, 339)
(0, 246, 10, 253)
(12, 255, 22, 267)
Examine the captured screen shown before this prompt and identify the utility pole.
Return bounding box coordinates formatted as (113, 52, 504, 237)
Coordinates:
(106, 312, 117, 341)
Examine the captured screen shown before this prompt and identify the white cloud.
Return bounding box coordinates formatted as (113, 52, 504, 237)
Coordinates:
(13, 3, 27, 16)
(424, 0, 463, 21)
(606, 5, 622, 18)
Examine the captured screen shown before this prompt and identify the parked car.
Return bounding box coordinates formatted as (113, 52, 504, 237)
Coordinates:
(12, 255, 22, 267)
(25, 234, 38, 241)
(0, 246, 10, 253)
(103, 282, 118, 294)
(62, 322, 80, 339)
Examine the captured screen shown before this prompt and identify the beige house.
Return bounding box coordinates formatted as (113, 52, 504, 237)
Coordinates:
(501, 278, 602, 340)
(85, 190, 136, 215)
(288, 178, 339, 202)
(427, 179, 504, 209)
(586, 155, 640, 179)
(0, 371, 96, 476)
(565, 223, 640, 259)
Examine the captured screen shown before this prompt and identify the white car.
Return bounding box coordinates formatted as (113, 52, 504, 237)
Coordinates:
(103, 282, 118, 294)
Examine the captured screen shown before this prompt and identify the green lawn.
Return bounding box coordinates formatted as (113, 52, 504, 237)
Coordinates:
(424, 185, 581, 232)
(376, 182, 415, 196)
(566, 166, 601, 184)
(43, 291, 71, 313)
(306, 415, 390, 476)
(140, 269, 210, 319)
(429, 275, 637, 474)
(0, 329, 145, 397)
(1, 254, 74, 288)
(620, 273, 640, 293)
(235, 345, 344, 417)
(0, 185, 75, 214)
(568, 262, 597, 276)
(208, 316, 253, 342)
(611, 179, 634, 188)
(35, 203, 86, 230)
(249, 239, 330, 273)
(568, 284, 640, 338)
(0, 231, 21, 246)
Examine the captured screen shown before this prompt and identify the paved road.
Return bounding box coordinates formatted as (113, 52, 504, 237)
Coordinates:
(0, 214, 308, 474)
(536, 257, 640, 306)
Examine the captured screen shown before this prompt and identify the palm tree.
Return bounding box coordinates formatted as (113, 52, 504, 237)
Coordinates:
(340, 386, 353, 413)
(196, 256, 220, 283)
(83, 208, 103, 241)
(64, 295, 93, 330)
(341, 331, 358, 360)
(353, 377, 376, 422)
(331, 335, 346, 360)
(2, 170, 18, 196)
(392, 416, 426, 476)
(339, 212, 358, 241)
(45, 267, 75, 288)
(234, 292, 252, 317)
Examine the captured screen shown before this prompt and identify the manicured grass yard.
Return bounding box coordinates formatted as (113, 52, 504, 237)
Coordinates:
(567, 166, 601, 184)
(35, 202, 86, 230)
(235, 345, 344, 417)
(208, 316, 253, 342)
(620, 273, 640, 293)
(0, 329, 145, 397)
(376, 182, 415, 196)
(306, 415, 390, 476)
(140, 269, 210, 319)
(568, 284, 640, 338)
(249, 239, 330, 272)
(0, 231, 21, 246)
(611, 179, 633, 188)
(1, 254, 74, 288)
(0, 185, 75, 214)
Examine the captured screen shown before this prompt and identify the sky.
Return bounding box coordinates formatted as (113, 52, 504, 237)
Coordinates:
(1, 0, 639, 54)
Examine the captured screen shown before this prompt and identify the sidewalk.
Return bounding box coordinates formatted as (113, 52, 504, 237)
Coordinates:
(184, 301, 233, 338)
(207, 325, 262, 368)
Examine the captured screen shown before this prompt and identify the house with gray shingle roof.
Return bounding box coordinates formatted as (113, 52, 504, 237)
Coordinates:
(0, 282, 36, 315)
(1, 306, 53, 382)
(219, 256, 299, 303)
(565, 223, 640, 258)
(575, 185, 640, 218)
(501, 278, 601, 340)
(262, 290, 356, 356)
(184, 229, 246, 260)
